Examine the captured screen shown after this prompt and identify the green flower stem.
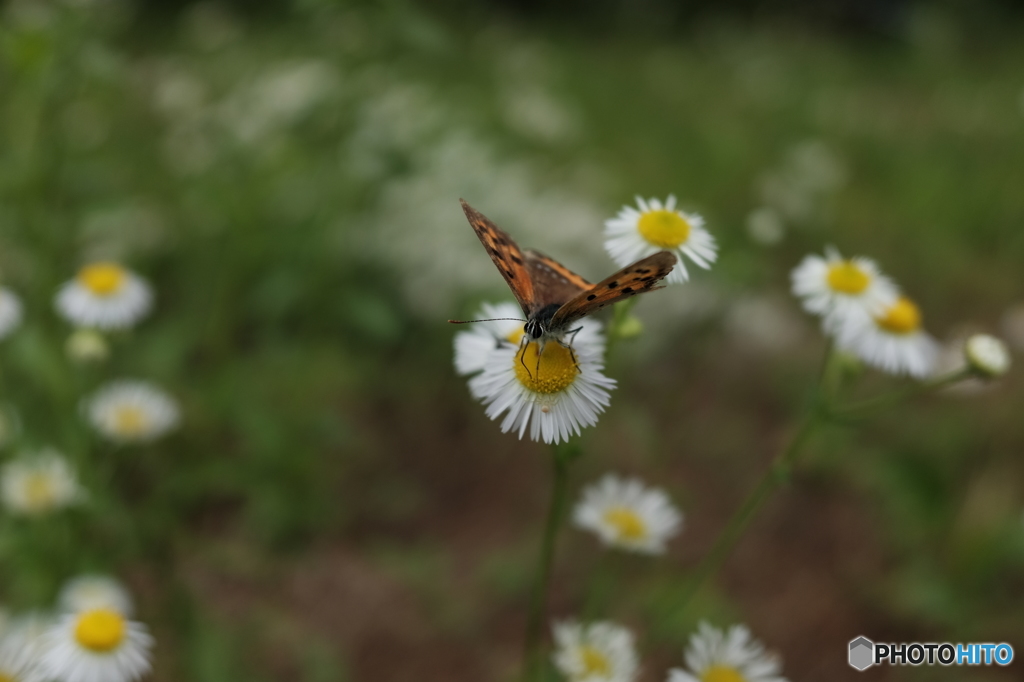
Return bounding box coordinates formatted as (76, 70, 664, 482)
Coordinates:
(828, 368, 972, 421)
(524, 440, 580, 682)
(666, 406, 824, 619)
(665, 358, 973, 620)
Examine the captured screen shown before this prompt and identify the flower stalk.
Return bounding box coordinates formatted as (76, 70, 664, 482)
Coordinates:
(524, 440, 580, 681)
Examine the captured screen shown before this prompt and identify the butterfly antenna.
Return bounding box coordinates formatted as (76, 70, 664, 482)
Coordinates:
(448, 318, 525, 324)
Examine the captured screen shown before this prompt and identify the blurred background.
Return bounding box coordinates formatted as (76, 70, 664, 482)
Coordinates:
(1, 0, 1023, 679)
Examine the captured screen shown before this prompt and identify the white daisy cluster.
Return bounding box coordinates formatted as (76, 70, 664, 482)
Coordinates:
(553, 620, 639, 682)
(791, 246, 939, 378)
(604, 195, 718, 284)
(668, 622, 788, 682)
(0, 576, 153, 682)
(1, 449, 84, 517)
(85, 380, 180, 444)
(573, 474, 683, 554)
(454, 301, 615, 444)
(551, 620, 790, 682)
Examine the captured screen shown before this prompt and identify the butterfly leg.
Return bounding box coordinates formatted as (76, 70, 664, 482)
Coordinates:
(562, 326, 584, 374)
(518, 336, 534, 380)
(535, 338, 546, 377)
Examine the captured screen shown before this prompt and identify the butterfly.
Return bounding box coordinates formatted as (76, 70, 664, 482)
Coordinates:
(451, 199, 677, 351)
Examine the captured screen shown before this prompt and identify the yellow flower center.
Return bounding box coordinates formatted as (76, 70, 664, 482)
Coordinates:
(23, 472, 56, 510)
(74, 609, 126, 653)
(825, 260, 870, 294)
(602, 506, 648, 541)
(874, 296, 922, 335)
(637, 209, 691, 249)
(701, 665, 747, 682)
(112, 406, 149, 436)
(579, 646, 612, 678)
(0, 673, 16, 682)
(514, 342, 578, 394)
(77, 263, 127, 296)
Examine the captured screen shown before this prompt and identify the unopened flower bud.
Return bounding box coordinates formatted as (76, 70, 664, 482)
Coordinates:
(964, 334, 1010, 378)
(66, 329, 109, 363)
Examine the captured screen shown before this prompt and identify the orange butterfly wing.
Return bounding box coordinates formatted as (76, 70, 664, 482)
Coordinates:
(549, 251, 677, 329)
(460, 200, 535, 315)
(524, 249, 591, 308)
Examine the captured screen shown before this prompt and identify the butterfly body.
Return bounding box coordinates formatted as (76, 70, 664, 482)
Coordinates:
(458, 200, 677, 346)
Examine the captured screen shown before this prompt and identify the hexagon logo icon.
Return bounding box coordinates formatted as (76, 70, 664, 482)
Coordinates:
(849, 636, 874, 671)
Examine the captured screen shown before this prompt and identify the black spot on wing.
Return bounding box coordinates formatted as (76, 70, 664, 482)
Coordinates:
(607, 281, 618, 288)
(586, 294, 596, 301)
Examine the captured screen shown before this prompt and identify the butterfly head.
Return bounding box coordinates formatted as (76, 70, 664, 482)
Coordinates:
(524, 318, 545, 340)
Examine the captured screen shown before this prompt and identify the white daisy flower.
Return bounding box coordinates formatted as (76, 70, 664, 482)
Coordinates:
(453, 302, 528, 376)
(790, 247, 898, 331)
(39, 609, 153, 682)
(58, 576, 133, 617)
(553, 620, 638, 682)
(605, 195, 717, 284)
(964, 334, 1011, 378)
(0, 287, 24, 340)
(836, 295, 939, 379)
(467, 323, 614, 445)
(1, 449, 84, 516)
(573, 474, 683, 554)
(668, 622, 788, 682)
(454, 302, 606, 377)
(54, 263, 153, 330)
(85, 380, 180, 444)
(0, 613, 52, 682)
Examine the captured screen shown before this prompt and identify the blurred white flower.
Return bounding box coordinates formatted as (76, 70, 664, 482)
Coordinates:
(39, 609, 153, 682)
(553, 620, 638, 682)
(605, 195, 717, 284)
(745, 207, 784, 246)
(836, 296, 939, 379)
(55, 263, 153, 330)
(790, 247, 898, 332)
(501, 84, 580, 143)
(1, 450, 84, 516)
(668, 622, 788, 682)
(66, 330, 110, 364)
(220, 60, 337, 144)
(964, 334, 1011, 378)
(0, 612, 51, 682)
(59, 576, 133, 617)
(86, 380, 180, 444)
(0, 287, 23, 340)
(466, 323, 613, 445)
(573, 474, 682, 554)
(757, 140, 846, 225)
(151, 69, 208, 122)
